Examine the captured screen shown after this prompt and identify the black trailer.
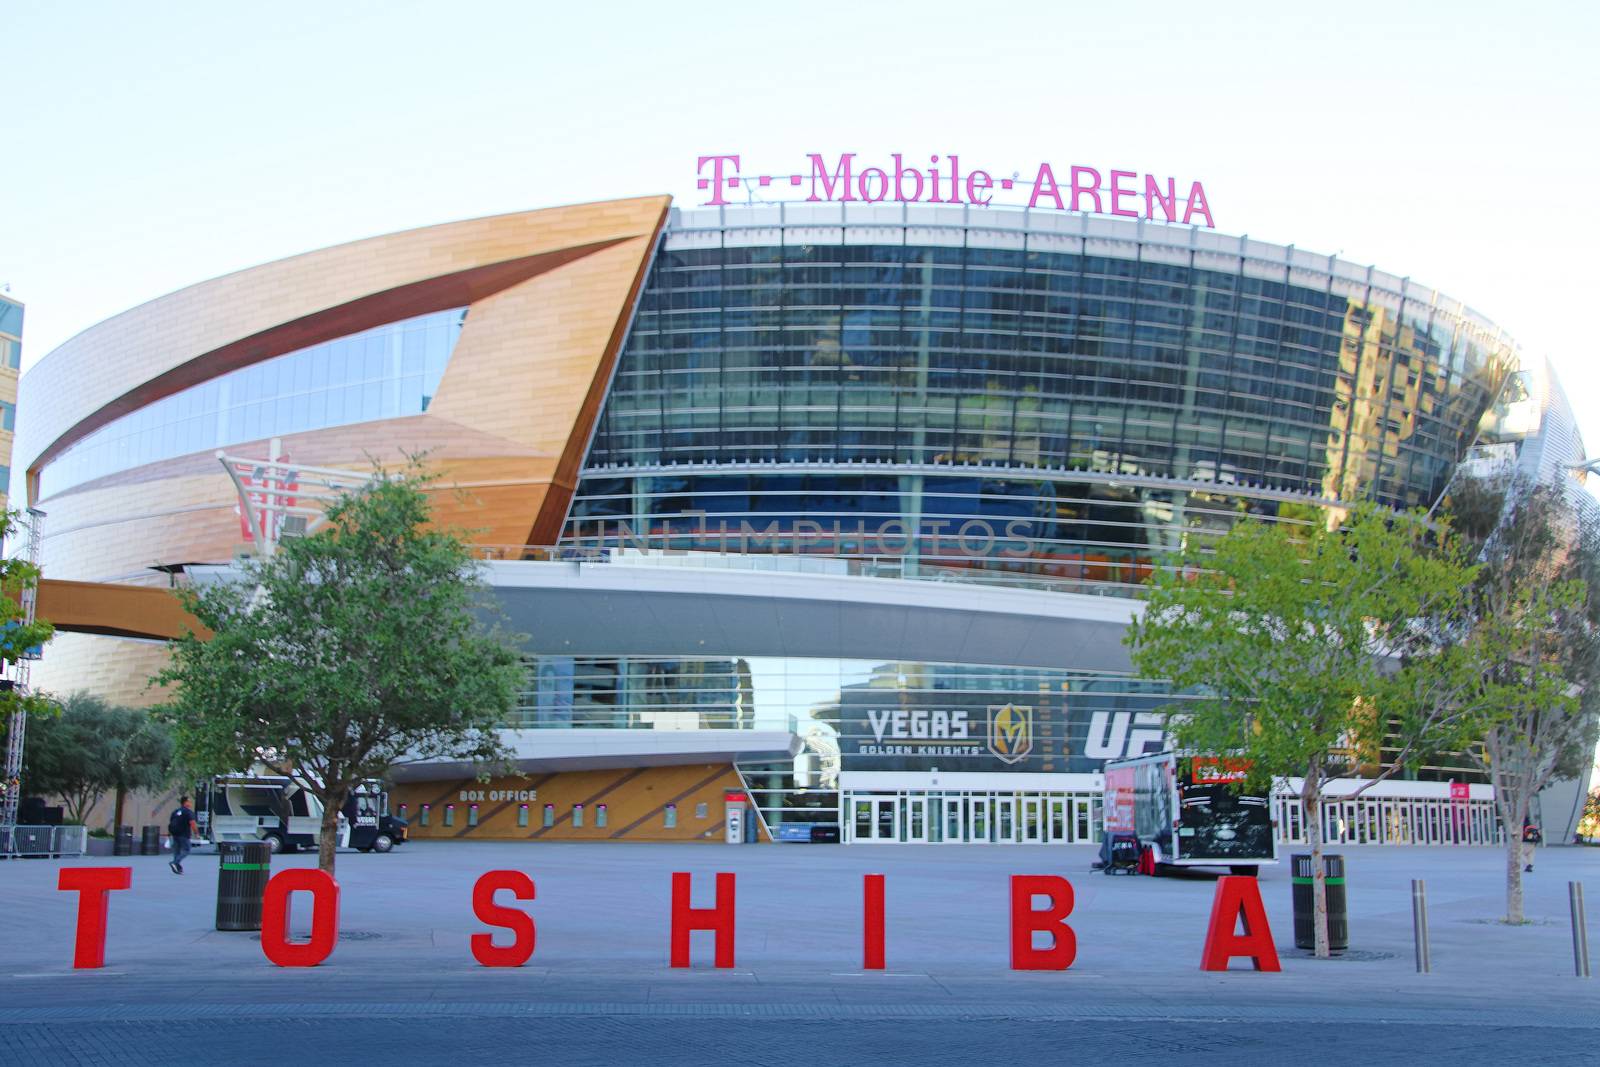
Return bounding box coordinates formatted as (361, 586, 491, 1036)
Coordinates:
(1102, 751, 1277, 874)
(199, 775, 406, 854)
(341, 782, 408, 853)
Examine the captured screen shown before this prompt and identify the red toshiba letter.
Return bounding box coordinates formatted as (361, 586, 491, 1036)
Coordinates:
(1010, 875, 1076, 970)
(1200, 876, 1281, 971)
(260, 868, 340, 967)
(58, 867, 132, 969)
(670, 871, 735, 968)
(471, 870, 536, 967)
(863, 873, 885, 970)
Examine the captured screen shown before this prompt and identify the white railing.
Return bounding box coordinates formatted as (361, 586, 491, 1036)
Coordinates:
(1273, 792, 1504, 846)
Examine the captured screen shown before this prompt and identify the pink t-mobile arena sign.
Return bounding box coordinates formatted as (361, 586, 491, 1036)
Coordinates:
(696, 154, 1215, 228)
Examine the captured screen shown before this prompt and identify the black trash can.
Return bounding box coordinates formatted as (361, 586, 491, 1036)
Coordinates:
(216, 841, 272, 931)
(1291, 853, 1348, 952)
(113, 825, 134, 856)
(140, 825, 162, 855)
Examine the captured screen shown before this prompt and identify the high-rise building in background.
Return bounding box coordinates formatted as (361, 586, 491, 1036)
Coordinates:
(0, 292, 20, 510)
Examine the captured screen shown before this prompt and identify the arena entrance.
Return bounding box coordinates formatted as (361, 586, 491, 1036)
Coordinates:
(843, 791, 1099, 844)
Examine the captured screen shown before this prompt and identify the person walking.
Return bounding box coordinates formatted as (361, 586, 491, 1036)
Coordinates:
(1522, 817, 1542, 873)
(168, 795, 198, 874)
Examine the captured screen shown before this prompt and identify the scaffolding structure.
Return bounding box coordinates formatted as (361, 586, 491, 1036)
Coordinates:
(1, 507, 45, 836)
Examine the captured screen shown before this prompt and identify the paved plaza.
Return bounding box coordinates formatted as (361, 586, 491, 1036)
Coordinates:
(2, 841, 1597, 1063)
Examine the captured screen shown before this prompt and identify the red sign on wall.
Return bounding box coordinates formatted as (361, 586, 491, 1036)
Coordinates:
(237, 455, 299, 543)
(1103, 767, 1136, 835)
(1193, 757, 1252, 785)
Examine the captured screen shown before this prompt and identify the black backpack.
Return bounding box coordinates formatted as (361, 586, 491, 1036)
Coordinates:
(168, 808, 188, 836)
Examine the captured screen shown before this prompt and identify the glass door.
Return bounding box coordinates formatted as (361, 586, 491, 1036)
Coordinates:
(941, 796, 965, 843)
(873, 797, 897, 842)
(1048, 798, 1067, 843)
(851, 797, 873, 843)
(995, 796, 1017, 844)
(1020, 796, 1044, 843)
(1072, 797, 1094, 843)
(850, 796, 898, 842)
(904, 796, 929, 843)
(968, 796, 991, 844)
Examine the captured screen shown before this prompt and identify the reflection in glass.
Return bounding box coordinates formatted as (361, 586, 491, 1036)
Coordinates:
(41, 308, 466, 498)
(567, 236, 1513, 593)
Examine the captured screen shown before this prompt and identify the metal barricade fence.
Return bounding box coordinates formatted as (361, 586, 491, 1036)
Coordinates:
(1, 824, 88, 858)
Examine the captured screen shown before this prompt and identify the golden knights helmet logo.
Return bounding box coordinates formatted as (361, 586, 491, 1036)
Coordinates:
(987, 703, 1034, 765)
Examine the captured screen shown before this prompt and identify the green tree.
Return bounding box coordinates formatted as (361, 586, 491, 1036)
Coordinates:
(23, 694, 172, 827)
(153, 466, 523, 873)
(1580, 787, 1600, 842)
(1439, 472, 1600, 922)
(108, 708, 175, 831)
(1126, 504, 1482, 957)
(23, 692, 117, 823)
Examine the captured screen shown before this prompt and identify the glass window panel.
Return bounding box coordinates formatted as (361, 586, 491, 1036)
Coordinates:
(402, 328, 426, 376)
(37, 308, 467, 498)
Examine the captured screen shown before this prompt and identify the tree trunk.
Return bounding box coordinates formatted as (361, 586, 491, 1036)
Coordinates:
(112, 785, 127, 834)
(1502, 785, 1527, 924)
(1303, 765, 1330, 959)
(318, 787, 344, 875)
(66, 789, 100, 826)
(1505, 825, 1525, 924)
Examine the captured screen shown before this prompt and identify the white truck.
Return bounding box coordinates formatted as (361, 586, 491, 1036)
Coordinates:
(1101, 750, 1277, 875)
(197, 774, 406, 854)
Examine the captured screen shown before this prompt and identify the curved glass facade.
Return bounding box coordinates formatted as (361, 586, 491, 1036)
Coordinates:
(562, 208, 1512, 591)
(40, 307, 466, 498)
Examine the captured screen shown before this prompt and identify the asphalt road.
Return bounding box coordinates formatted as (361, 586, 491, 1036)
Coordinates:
(1, 1015, 1591, 1066)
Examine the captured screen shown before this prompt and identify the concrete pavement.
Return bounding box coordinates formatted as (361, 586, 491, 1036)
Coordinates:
(2, 841, 1596, 1063)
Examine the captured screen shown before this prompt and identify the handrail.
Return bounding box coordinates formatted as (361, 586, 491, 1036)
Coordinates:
(466, 544, 1154, 600)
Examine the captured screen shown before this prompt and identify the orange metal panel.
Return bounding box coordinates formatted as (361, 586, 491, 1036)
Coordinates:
(33, 578, 205, 641)
(390, 764, 764, 843)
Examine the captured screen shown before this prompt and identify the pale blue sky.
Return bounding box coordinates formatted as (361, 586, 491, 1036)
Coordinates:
(3, 1, 1598, 441)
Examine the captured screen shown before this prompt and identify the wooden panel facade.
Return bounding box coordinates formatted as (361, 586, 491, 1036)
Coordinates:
(18, 197, 670, 487)
(391, 764, 771, 844)
(33, 579, 202, 641)
(26, 198, 669, 587)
